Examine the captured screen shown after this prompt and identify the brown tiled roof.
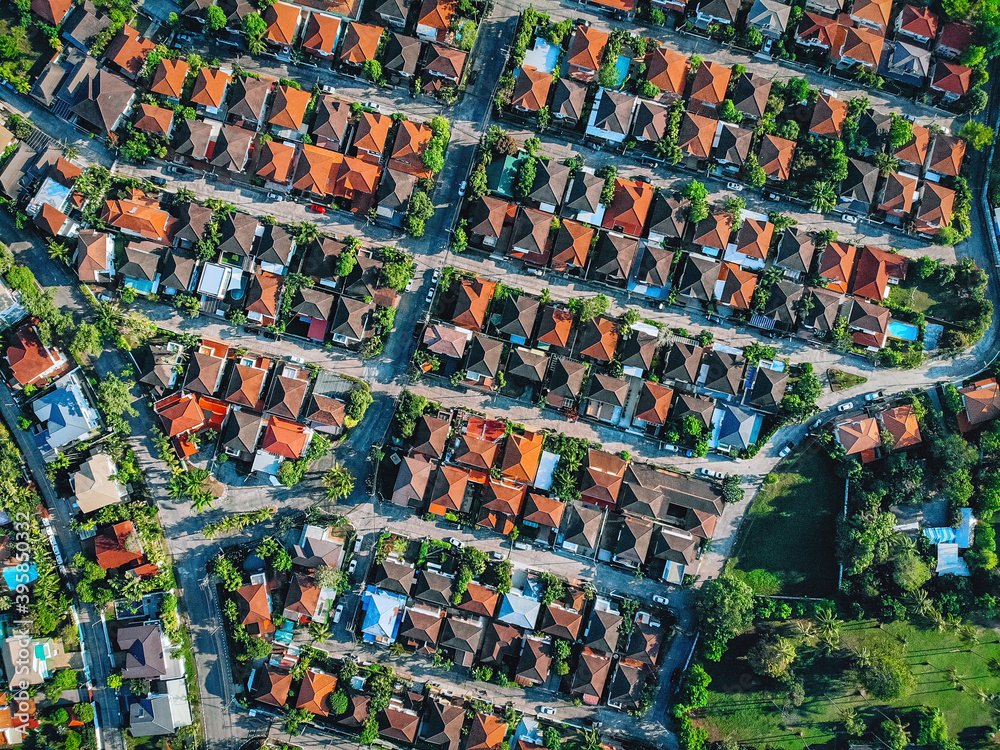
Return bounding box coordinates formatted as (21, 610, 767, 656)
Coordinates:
(524, 493, 565, 528)
(578, 316, 618, 362)
(389, 120, 433, 176)
(689, 61, 731, 106)
(796, 12, 838, 47)
(818, 241, 857, 290)
(255, 140, 296, 184)
(898, 4, 938, 38)
(429, 464, 469, 513)
(809, 94, 847, 137)
(413, 414, 450, 459)
(678, 112, 718, 158)
(424, 43, 466, 80)
(717, 262, 757, 309)
(879, 171, 917, 215)
(759, 135, 795, 180)
(255, 667, 292, 707)
(634, 381, 674, 424)
(458, 582, 500, 617)
(602, 178, 654, 237)
(246, 271, 282, 318)
(837, 415, 880, 455)
(511, 66, 552, 111)
(927, 134, 965, 176)
(540, 603, 583, 640)
(134, 103, 173, 135)
(931, 61, 971, 96)
(693, 211, 733, 250)
(34, 203, 67, 236)
(916, 181, 955, 232)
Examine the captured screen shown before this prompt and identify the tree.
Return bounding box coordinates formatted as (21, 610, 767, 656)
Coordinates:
(874, 152, 899, 176)
(206, 4, 227, 29)
(322, 464, 355, 500)
(697, 576, 754, 657)
(567, 294, 610, 322)
(959, 120, 994, 150)
(742, 26, 764, 48)
(97, 374, 138, 435)
(107, 673, 123, 690)
(888, 114, 913, 149)
(807, 180, 837, 213)
(881, 717, 910, 750)
(543, 726, 562, 750)
(747, 636, 796, 679)
(74, 703, 95, 724)
(893, 552, 930, 591)
(744, 153, 767, 187)
(243, 12, 267, 44)
(70, 323, 102, 357)
(315, 566, 351, 594)
(718, 100, 743, 123)
(721, 475, 744, 504)
(406, 191, 435, 237)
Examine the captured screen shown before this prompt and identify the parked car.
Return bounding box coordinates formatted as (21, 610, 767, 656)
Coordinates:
(838, 402, 854, 412)
(444, 537, 465, 549)
(322, 84, 336, 94)
(333, 604, 344, 624)
(150, 176, 167, 186)
(810, 417, 823, 430)
(652, 594, 669, 606)
(539, 707, 556, 715)
(458, 181, 467, 196)
(864, 390, 884, 402)
(695, 467, 718, 478)
(348, 559, 358, 575)
(490, 551, 504, 560)
(778, 441, 794, 458)
(763, 38, 774, 54)
(726, 182, 744, 191)
(843, 214, 858, 224)
(309, 204, 326, 214)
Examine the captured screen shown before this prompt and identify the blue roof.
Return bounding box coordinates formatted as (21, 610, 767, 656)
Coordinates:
(2, 564, 37, 590)
(361, 586, 405, 643)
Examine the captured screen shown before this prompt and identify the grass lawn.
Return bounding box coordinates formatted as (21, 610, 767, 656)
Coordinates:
(828, 369, 869, 391)
(727, 446, 841, 596)
(889, 275, 964, 323)
(699, 620, 1000, 749)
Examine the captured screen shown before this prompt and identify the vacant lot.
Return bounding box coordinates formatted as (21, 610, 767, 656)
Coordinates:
(700, 620, 1000, 749)
(889, 275, 964, 323)
(728, 446, 841, 596)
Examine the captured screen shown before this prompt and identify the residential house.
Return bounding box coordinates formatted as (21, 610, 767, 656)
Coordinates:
(586, 89, 637, 144)
(886, 41, 931, 84)
(551, 78, 588, 126)
(591, 233, 639, 286)
(935, 22, 974, 59)
(677, 254, 721, 300)
(375, 0, 408, 26)
(879, 403, 922, 449)
(210, 125, 253, 173)
(796, 12, 839, 49)
(577, 316, 619, 363)
(190, 68, 231, 118)
(894, 123, 930, 169)
(228, 75, 272, 129)
(879, 171, 918, 220)
(662, 342, 704, 383)
(841, 158, 879, 208)
(255, 140, 297, 188)
(714, 122, 753, 168)
(560, 502, 604, 554)
(311, 96, 351, 152)
(150, 58, 189, 102)
(527, 159, 570, 213)
(340, 22, 383, 67)
(302, 13, 342, 59)
(31, 370, 101, 456)
(748, 366, 790, 412)
(774, 227, 815, 278)
(424, 44, 467, 86)
(679, 112, 719, 159)
(759, 280, 803, 329)
(927, 134, 966, 178)
(758, 135, 795, 180)
(730, 73, 772, 120)
(602, 178, 653, 236)
(850, 245, 907, 300)
(817, 241, 857, 293)
(512, 66, 552, 113)
(846, 297, 890, 349)
(263, 2, 302, 56)
(915, 181, 955, 235)
(384, 33, 422, 78)
(694, 0, 740, 27)
(416, 0, 454, 40)
(567, 24, 608, 82)
(693, 211, 734, 255)
(701, 349, 745, 397)
(896, 4, 938, 43)
(104, 25, 155, 80)
(930, 60, 971, 101)
(836, 414, 881, 457)
(174, 118, 213, 162)
(584, 373, 629, 423)
(837, 26, 886, 70)
(536, 305, 576, 351)
(581, 449, 626, 508)
(119, 244, 161, 294)
(689, 61, 731, 108)
(632, 100, 670, 142)
(646, 192, 688, 244)
(268, 84, 312, 137)
(809, 93, 847, 138)
(545, 358, 587, 409)
(75, 229, 114, 283)
(645, 48, 687, 97)
(72, 452, 128, 514)
(748, 0, 791, 38)
(850, 0, 891, 30)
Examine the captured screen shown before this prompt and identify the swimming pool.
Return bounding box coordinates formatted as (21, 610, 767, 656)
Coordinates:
(888, 320, 920, 341)
(612, 55, 630, 86)
(523, 38, 560, 74)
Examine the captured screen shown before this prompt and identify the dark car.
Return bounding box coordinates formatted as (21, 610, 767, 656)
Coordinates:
(150, 177, 167, 186)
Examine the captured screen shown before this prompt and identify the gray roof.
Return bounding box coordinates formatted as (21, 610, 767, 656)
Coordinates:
(564, 171, 603, 214)
(174, 119, 213, 161)
(218, 211, 259, 256)
(117, 624, 166, 679)
(414, 570, 453, 608)
(547, 358, 587, 399)
(129, 696, 178, 737)
(173, 202, 213, 244)
(498, 295, 539, 340)
(119, 247, 160, 281)
(528, 159, 571, 207)
(373, 561, 415, 596)
(647, 193, 687, 240)
(375, 0, 408, 21)
(749, 366, 790, 411)
(378, 168, 417, 212)
(331, 296, 371, 339)
(663, 343, 703, 383)
(717, 404, 758, 449)
(552, 78, 587, 121)
(716, 123, 753, 166)
(588, 373, 629, 407)
(730, 73, 771, 119)
(497, 592, 541, 629)
(678, 255, 719, 301)
(697, 0, 740, 21)
(887, 40, 931, 80)
(561, 502, 603, 549)
(220, 408, 261, 454)
(802, 287, 842, 332)
(291, 286, 335, 320)
(842, 158, 879, 204)
(0, 145, 36, 199)
(69, 66, 135, 132)
(702, 350, 745, 396)
(256, 223, 294, 265)
(592, 89, 635, 136)
(761, 279, 804, 328)
(774, 228, 816, 274)
(466, 335, 504, 378)
(210, 125, 253, 171)
(748, 0, 791, 34)
(636, 245, 673, 288)
(384, 33, 421, 75)
(507, 348, 548, 382)
(311, 95, 350, 147)
(584, 608, 621, 653)
(61, 2, 111, 50)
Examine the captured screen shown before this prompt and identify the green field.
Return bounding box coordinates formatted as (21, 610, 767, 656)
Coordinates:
(727, 446, 841, 596)
(699, 620, 1000, 749)
(889, 275, 964, 323)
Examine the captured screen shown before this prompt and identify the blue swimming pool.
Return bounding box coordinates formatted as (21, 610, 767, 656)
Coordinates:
(611, 55, 630, 86)
(888, 320, 920, 341)
(523, 38, 560, 74)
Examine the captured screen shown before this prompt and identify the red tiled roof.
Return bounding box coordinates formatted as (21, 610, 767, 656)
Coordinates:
(293, 145, 342, 196)
(735, 219, 773, 260)
(931, 61, 971, 97)
(937, 22, 973, 52)
(645, 48, 687, 95)
(341, 22, 383, 65)
(155, 392, 205, 436)
(262, 416, 310, 458)
(95, 521, 144, 569)
(354, 112, 393, 154)
(837, 415, 880, 454)
(796, 12, 838, 48)
(31, 0, 72, 24)
(818, 241, 857, 292)
(880, 404, 921, 449)
(256, 140, 296, 184)
(602, 178, 654, 237)
(417, 0, 455, 29)
(894, 123, 929, 165)
(106, 25, 155, 78)
(689, 61, 731, 106)
(839, 26, 885, 67)
(898, 5, 938, 38)
(150, 58, 189, 98)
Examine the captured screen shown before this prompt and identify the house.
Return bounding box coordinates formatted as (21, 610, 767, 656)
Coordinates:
(896, 5, 938, 45)
(302, 13, 342, 58)
(613, 515, 654, 568)
(524, 493, 566, 535)
(894, 123, 929, 168)
(748, 0, 791, 38)
(235, 582, 274, 634)
(515, 636, 552, 686)
(836, 414, 881, 457)
(420, 700, 464, 750)
(809, 94, 847, 138)
(512, 66, 552, 113)
(837, 27, 886, 70)
(586, 89, 637, 144)
(450, 277, 495, 331)
(340, 22, 383, 66)
(748, 366, 790, 411)
(930, 60, 972, 101)
(260, 415, 312, 460)
(915, 181, 955, 235)
(957, 379, 1000, 433)
(758, 135, 795, 180)
(220, 409, 262, 462)
(389, 120, 433, 177)
(805, 0, 842, 16)
(95, 520, 144, 570)
(292, 144, 340, 197)
(702, 350, 745, 396)
(540, 602, 584, 640)
(850, 0, 891, 29)
(759, 278, 803, 329)
(72, 452, 128, 514)
(635, 246, 674, 291)
(879, 403, 922, 449)
(879, 171, 918, 219)
(255, 140, 297, 187)
(551, 78, 588, 125)
(283, 571, 322, 622)
(561, 502, 604, 553)
(118, 244, 161, 295)
(886, 41, 931, 84)
(102, 195, 170, 244)
(209, 125, 253, 172)
(509, 206, 554, 265)
(424, 44, 467, 85)
(378, 698, 423, 744)
(715, 262, 757, 310)
(690, 62, 732, 110)
(329, 296, 372, 346)
(571, 651, 612, 705)
(528, 159, 571, 213)
(297, 670, 338, 717)
(633, 381, 674, 426)
(428, 464, 469, 516)
(577, 316, 619, 363)
(732, 218, 773, 267)
(774, 228, 815, 277)
(713, 123, 753, 171)
(414, 570, 454, 609)
(263, 2, 302, 55)
(32, 370, 101, 456)
(716, 403, 762, 450)
(694, 0, 740, 27)
(174, 118, 213, 161)
(333, 155, 382, 210)
(58, 58, 136, 134)
(693, 211, 734, 255)
(730, 73, 772, 120)
(927, 135, 966, 178)
(536, 305, 576, 350)
(75, 229, 114, 283)
(61, 2, 111, 51)
(591, 233, 639, 285)
(416, 0, 454, 40)
(851, 245, 907, 300)
(128, 687, 192, 737)
(457, 582, 499, 619)
(801, 287, 843, 331)
(632, 100, 670, 142)
(817, 242, 857, 293)
(384, 33, 421, 77)
(585, 374, 629, 423)
(465, 334, 504, 386)
(133, 104, 174, 139)
(268, 85, 312, 135)
(796, 12, 839, 48)
(603, 178, 654, 236)
(501, 430, 543, 484)
(841, 158, 879, 208)
(243, 271, 282, 327)
(190, 68, 231, 117)
(154, 392, 206, 439)
(104, 25, 154, 80)
(645, 48, 687, 97)
(355, 112, 393, 163)
(498, 295, 539, 345)
(935, 22, 974, 59)
(478, 477, 526, 534)
(228, 75, 272, 128)
(32, 0, 72, 24)
(222, 355, 270, 410)
(254, 667, 292, 708)
(390, 455, 432, 506)
(679, 112, 719, 159)
(545, 358, 587, 409)
(376, 0, 408, 26)
(311, 97, 351, 152)
(646, 193, 688, 244)
(567, 24, 608, 82)
(412, 414, 449, 459)
(677, 254, 721, 301)
(440, 617, 485, 666)
(847, 297, 890, 349)
(466, 196, 510, 248)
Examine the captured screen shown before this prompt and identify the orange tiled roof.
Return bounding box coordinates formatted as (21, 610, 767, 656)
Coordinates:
(155, 392, 205, 436)
(256, 140, 296, 184)
(354, 112, 393, 154)
(303, 13, 342, 53)
(418, 0, 456, 29)
(880, 404, 921, 449)
(678, 112, 718, 158)
(796, 12, 839, 47)
(759, 135, 795, 180)
(31, 0, 72, 24)
(809, 94, 847, 137)
(602, 178, 654, 236)
(341, 22, 383, 65)
(718, 262, 757, 310)
(101, 199, 169, 242)
(645, 48, 687, 95)
(106, 25, 155, 78)
(269, 84, 312, 130)
(839, 26, 885, 67)
(567, 25, 608, 72)
(837, 415, 880, 455)
(851, 0, 891, 27)
(389, 120, 432, 175)
(150, 58, 189, 98)
(551, 220, 592, 271)
(134, 103, 174, 136)
(293, 144, 342, 196)
(898, 4, 938, 38)
(689, 61, 731, 106)
(297, 670, 338, 716)
(334, 155, 381, 198)
(931, 61, 971, 96)
(894, 123, 929, 165)
(735, 218, 773, 260)
(511, 66, 553, 111)
(916, 181, 955, 233)
(818, 241, 857, 292)
(501, 431, 544, 484)
(262, 416, 310, 459)
(265, 2, 301, 44)
(190, 68, 232, 108)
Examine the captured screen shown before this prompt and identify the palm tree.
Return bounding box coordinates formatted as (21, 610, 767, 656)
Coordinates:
(296, 221, 320, 246)
(308, 619, 330, 642)
(192, 491, 215, 512)
(582, 727, 602, 750)
(323, 464, 355, 501)
(807, 181, 838, 213)
(247, 36, 267, 55)
(794, 621, 817, 643)
(959, 624, 980, 650)
(891, 533, 917, 556)
(975, 687, 992, 703)
(946, 667, 961, 688)
(874, 152, 900, 176)
(852, 645, 873, 669)
(907, 590, 932, 616)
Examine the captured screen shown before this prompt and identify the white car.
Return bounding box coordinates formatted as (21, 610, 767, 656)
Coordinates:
(726, 182, 744, 191)
(844, 214, 858, 224)
(539, 707, 556, 715)
(458, 181, 467, 196)
(695, 468, 717, 477)
(445, 537, 465, 549)
(333, 604, 344, 624)
(322, 84, 336, 94)
(864, 390, 884, 402)
(348, 559, 358, 575)
(838, 402, 854, 412)
(778, 441, 794, 458)
(652, 594, 669, 606)
(763, 38, 774, 54)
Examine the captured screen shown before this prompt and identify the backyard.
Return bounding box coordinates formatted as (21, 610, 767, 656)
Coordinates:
(888, 274, 965, 324)
(698, 619, 1000, 749)
(727, 445, 841, 596)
